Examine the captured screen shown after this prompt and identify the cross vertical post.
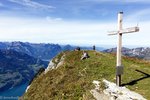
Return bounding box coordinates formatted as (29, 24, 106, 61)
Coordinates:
(108, 12, 139, 86)
(116, 12, 123, 86)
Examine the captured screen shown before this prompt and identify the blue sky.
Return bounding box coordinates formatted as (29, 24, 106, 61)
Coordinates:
(0, 0, 150, 47)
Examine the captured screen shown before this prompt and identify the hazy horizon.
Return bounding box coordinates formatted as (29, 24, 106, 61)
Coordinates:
(0, 40, 149, 49)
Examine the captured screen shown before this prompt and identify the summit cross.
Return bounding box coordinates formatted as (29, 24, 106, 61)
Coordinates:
(108, 12, 139, 86)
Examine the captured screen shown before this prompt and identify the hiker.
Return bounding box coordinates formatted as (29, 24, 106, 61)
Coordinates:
(93, 45, 96, 50)
(81, 51, 90, 60)
(75, 47, 80, 51)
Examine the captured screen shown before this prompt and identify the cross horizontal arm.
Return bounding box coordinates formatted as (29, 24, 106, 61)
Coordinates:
(108, 31, 118, 35)
(108, 26, 139, 35)
(120, 26, 139, 34)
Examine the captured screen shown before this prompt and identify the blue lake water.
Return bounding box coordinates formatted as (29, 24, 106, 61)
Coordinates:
(0, 83, 28, 100)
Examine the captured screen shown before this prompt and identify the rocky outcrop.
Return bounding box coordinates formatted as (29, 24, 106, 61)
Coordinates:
(91, 80, 146, 100)
(103, 80, 146, 100)
(91, 80, 110, 100)
(44, 54, 65, 74)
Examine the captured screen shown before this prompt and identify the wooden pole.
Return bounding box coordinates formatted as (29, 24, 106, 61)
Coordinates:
(116, 12, 123, 86)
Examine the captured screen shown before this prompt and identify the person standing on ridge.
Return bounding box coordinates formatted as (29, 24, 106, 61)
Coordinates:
(93, 45, 96, 50)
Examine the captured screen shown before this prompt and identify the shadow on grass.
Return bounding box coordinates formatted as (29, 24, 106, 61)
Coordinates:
(122, 69, 150, 86)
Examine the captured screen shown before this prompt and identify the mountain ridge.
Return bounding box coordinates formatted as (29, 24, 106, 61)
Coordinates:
(0, 41, 62, 60)
(103, 47, 150, 60)
(23, 50, 150, 99)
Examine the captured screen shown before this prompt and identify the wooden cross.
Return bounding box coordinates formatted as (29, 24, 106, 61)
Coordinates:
(108, 12, 139, 86)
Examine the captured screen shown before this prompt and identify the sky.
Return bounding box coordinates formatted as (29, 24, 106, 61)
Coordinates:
(0, 0, 150, 47)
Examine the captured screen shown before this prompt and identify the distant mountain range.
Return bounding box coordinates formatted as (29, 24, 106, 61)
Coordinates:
(0, 49, 48, 91)
(0, 42, 62, 60)
(103, 47, 150, 60)
(0, 42, 104, 60)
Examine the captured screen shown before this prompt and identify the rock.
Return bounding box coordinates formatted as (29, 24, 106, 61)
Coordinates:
(44, 54, 65, 74)
(91, 80, 110, 100)
(103, 79, 146, 100)
(44, 60, 55, 74)
(25, 85, 30, 93)
(93, 80, 100, 90)
(90, 89, 110, 100)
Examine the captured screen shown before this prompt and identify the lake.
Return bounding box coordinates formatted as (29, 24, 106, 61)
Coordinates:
(0, 83, 28, 100)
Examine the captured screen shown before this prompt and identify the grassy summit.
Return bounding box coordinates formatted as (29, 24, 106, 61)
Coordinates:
(23, 51, 150, 99)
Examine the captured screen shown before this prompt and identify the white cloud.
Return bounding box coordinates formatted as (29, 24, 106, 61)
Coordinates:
(0, 17, 114, 46)
(0, 16, 149, 47)
(8, 0, 54, 9)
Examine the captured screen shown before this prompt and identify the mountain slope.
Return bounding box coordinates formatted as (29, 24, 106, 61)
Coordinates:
(23, 51, 150, 99)
(103, 47, 150, 60)
(0, 42, 62, 60)
(0, 49, 48, 91)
